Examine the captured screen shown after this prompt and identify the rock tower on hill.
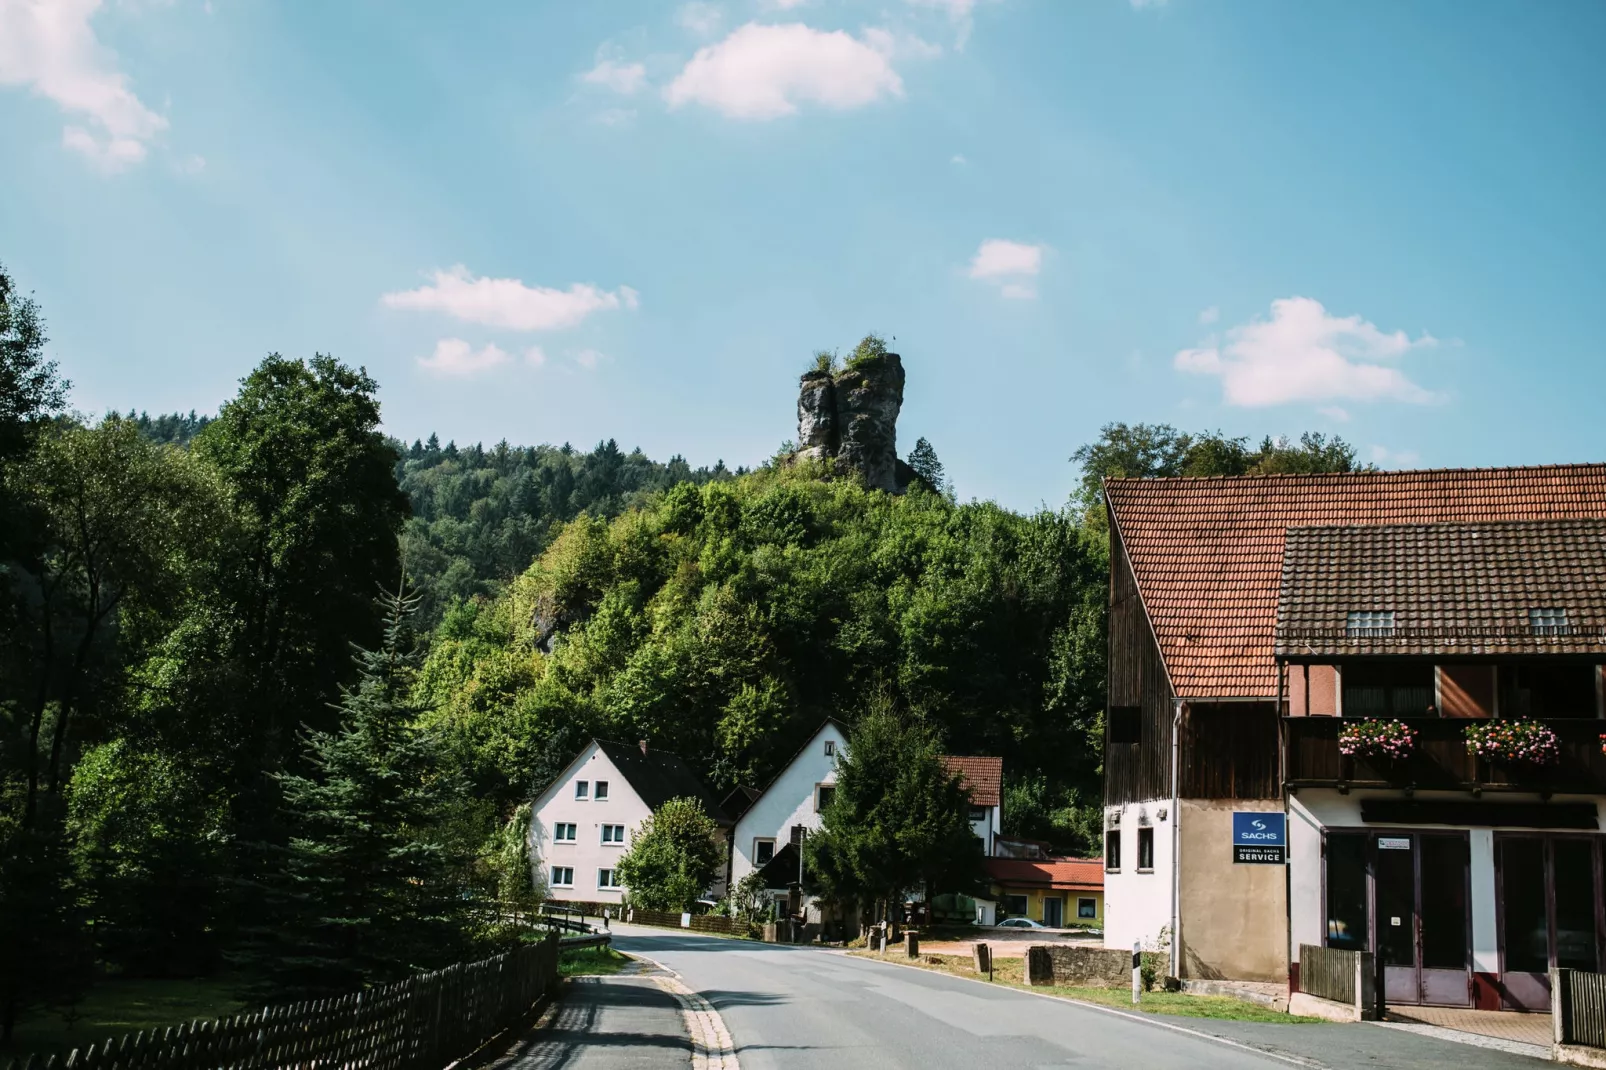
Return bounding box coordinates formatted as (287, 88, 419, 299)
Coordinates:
(796, 350, 914, 494)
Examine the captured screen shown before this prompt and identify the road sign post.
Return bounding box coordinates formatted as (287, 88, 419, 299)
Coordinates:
(1132, 941, 1141, 1004)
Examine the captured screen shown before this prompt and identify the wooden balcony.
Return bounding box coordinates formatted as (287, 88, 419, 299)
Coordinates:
(1285, 717, 1606, 795)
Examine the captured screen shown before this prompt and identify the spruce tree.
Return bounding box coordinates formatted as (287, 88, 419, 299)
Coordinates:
(242, 583, 468, 1001)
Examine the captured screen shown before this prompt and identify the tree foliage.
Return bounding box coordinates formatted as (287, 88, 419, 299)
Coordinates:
(614, 796, 724, 912)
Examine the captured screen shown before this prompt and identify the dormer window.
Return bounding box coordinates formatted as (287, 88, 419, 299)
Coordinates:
(1530, 608, 1571, 636)
(1346, 610, 1395, 637)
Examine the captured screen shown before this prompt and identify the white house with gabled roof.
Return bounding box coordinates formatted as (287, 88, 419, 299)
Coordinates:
(729, 719, 850, 892)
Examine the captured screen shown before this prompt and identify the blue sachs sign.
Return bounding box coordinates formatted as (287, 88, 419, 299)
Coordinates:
(1232, 811, 1285, 846)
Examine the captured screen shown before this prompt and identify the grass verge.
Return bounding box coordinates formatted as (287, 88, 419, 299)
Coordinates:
(850, 952, 1323, 1025)
(560, 945, 632, 977)
(2, 978, 245, 1062)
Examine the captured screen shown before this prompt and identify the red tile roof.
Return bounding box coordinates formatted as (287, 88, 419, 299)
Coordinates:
(984, 856, 1104, 891)
(1106, 464, 1606, 698)
(940, 755, 1003, 807)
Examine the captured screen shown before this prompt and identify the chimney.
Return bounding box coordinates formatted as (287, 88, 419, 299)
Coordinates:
(639, 739, 648, 755)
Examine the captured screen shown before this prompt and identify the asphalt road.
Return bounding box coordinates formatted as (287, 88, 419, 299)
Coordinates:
(607, 924, 1547, 1070)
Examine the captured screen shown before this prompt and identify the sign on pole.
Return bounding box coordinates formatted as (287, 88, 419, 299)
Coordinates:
(1231, 811, 1286, 864)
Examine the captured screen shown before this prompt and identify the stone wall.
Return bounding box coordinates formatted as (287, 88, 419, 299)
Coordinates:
(1025, 945, 1155, 987)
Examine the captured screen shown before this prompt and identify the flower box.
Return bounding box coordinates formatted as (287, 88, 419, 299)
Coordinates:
(1465, 719, 1559, 766)
(1338, 719, 1417, 761)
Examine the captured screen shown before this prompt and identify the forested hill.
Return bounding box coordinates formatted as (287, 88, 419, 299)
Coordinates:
(394, 436, 740, 624)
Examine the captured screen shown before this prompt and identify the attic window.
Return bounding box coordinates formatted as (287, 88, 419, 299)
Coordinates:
(1345, 611, 1395, 638)
(824, 740, 836, 757)
(1531, 608, 1571, 636)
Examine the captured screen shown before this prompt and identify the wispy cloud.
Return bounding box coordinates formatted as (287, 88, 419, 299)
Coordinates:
(0, 0, 168, 172)
(574, 348, 607, 370)
(677, 2, 723, 36)
(418, 339, 511, 377)
(1174, 296, 1440, 407)
(968, 239, 1045, 299)
(950, 153, 967, 165)
(382, 265, 639, 332)
(525, 346, 547, 367)
(905, 0, 995, 48)
(1198, 306, 1219, 325)
(664, 23, 904, 120)
(1318, 405, 1351, 422)
(582, 58, 648, 95)
(1370, 444, 1422, 467)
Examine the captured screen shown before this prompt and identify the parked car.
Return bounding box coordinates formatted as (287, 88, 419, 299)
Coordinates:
(996, 917, 1046, 929)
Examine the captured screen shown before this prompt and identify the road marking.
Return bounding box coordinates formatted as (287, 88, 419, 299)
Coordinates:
(632, 954, 740, 1070)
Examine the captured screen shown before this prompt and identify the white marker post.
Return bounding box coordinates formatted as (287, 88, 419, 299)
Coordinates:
(1132, 941, 1142, 1005)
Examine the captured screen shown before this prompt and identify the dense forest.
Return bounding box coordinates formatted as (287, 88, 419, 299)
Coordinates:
(0, 259, 1361, 1045)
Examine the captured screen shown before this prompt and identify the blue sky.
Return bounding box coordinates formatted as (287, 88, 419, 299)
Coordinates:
(3, 0, 1604, 511)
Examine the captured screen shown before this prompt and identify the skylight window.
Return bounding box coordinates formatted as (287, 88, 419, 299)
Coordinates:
(1346, 610, 1396, 637)
(1530, 608, 1571, 636)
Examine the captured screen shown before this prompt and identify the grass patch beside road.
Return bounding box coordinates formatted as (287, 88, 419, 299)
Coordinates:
(2, 978, 245, 1063)
(850, 952, 1321, 1025)
(560, 945, 632, 977)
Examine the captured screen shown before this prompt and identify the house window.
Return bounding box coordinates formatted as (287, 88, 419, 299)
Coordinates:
(1078, 898, 1097, 919)
(1343, 662, 1436, 717)
(551, 866, 574, 887)
(594, 780, 609, 801)
(1105, 829, 1121, 871)
(816, 785, 836, 811)
(575, 781, 589, 800)
(1138, 827, 1155, 871)
(969, 806, 987, 823)
(1346, 610, 1396, 637)
(1531, 608, 1571, 636)
(754, 839, 775, 865)
(1108, 706, 1141, 744)
(1002, 894, 1029, 917)
(601, 824, 626, 844)
(1501, 662, 1597, 717)
(553, 822, 577, 842)
(790, 824, 808, 846)
(597, 868, 621, 889)
(824, 740, 836, 757)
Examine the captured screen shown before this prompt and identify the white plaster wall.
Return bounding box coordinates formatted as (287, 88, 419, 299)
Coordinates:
(530, 743, 652, 904)
(1470, 829, 1498, 975)
(731, 722, 848, 887)
(1101, 799, 1175, 954)
(1288, 795, 1325, 963)
(968, 804, 1000, 856)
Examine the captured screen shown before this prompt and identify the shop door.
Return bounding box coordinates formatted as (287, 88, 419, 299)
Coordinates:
(1376, 833, 1471, 1007)
(1497, 836, 1603, 1012)
(1042, 896, 1064, 928)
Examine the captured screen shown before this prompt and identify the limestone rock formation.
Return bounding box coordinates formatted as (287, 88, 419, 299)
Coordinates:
(795, 351, 908, 493)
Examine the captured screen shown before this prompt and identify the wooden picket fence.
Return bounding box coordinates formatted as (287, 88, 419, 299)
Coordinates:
(3, 933, 560, 1070)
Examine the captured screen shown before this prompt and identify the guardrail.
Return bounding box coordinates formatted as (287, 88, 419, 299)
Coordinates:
(1, 934, 560, 1070)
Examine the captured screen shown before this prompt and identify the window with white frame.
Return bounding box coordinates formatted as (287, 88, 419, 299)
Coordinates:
(550, 866, 574, 887)
(1531, 608, 1571, 635)
(597, 868, 621, 889)
(753, 839, 775, 865)
(1078, 898, 1097, 919)
(601, 824, 626, 844)
(1345, 610, 1396, 637)
(575, 780, 589, 800)
(824, 740, 836, 757)
(552, 822, 577, 842)
(816, 784, 836, 811)
(595, 780, 610, 801)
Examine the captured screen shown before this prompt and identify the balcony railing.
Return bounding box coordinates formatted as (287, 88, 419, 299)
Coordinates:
(1285, 717, 1606, 794)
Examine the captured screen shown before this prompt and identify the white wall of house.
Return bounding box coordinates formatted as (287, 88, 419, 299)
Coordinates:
(1101, 799, 1174, 954)
(529, 742, 652, 905)
(731, 721, 849, 888)
(968, 803, 1002, 856)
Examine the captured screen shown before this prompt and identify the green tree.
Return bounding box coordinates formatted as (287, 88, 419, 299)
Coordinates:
(804, 706, 982, 924)
(905, 437, 946, 495)
(240, 584, 468, 1001)
(614, 797, 723, 912)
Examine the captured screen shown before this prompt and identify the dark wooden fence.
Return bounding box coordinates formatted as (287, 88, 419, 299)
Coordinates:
(1299, 944, 1361, 1005)
(3, 934, 560, 1070)
(1556, 968, 1606, 1049)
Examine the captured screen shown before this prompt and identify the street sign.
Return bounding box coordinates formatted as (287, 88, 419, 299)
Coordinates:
(1232, 811, 1286, 864)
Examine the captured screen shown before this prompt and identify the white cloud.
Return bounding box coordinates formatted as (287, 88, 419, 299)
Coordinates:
(905, 0, 994, 47)
(765, 0, 809, 8)
(664, 23, 903, 120)
(582, 58, 647, 95)
(174, 152, 205, 175)
(968, 239, 1043, 279)
(417, 339, 511, 377)
(950, 153, 966, 164)
(999, 283, 1036, 301)
(0, 0, 168, 172)
(1174, 296, 1440, 408)
(596, 107, 637, 126)
(1318, 406, 1350, 422)
(574, 348, 606, 370)
(381, 266, 639, 332)
(1198, 305, 1219, 325)
(677, 1, 722, 36)
(1370, 444, 1421, 467)
(525, 346, 547, 367)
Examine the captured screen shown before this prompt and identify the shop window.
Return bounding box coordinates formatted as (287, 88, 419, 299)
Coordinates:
(1324, 833, 1368, 951)
(1343, 662, 1436, 717)
(1137, 827, 1154, 870)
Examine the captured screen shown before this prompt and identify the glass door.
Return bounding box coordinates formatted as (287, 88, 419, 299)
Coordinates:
(1042, 896, 1064, 928)
(1375, 833, 1472, 1006)
(1497, 835, 1604, 1012)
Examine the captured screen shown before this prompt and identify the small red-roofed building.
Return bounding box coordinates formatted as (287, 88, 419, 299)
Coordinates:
(985, 856, 1104, 929)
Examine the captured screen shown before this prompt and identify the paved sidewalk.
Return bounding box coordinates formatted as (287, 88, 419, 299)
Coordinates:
(490, 975, 691, 1069)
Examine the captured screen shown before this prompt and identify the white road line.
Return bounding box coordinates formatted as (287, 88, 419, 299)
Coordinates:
(632, 954, 741, 1070)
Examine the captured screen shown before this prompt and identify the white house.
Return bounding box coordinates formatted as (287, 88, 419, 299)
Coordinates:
(729, 719, 849, 894)
(529, 738, 728, 907)
(939, 755, 1003, 857)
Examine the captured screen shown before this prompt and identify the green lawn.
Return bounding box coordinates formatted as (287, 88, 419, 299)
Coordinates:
(3, 978, 246, 1063)
(559, 945, 632, 977)
(851, 952, 1323, 1025)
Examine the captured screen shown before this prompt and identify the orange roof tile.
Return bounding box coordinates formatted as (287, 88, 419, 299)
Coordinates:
(1106, 464, 1606, 698)
(984, 856, 1104, 891)
(940, 755, 1003, 807)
